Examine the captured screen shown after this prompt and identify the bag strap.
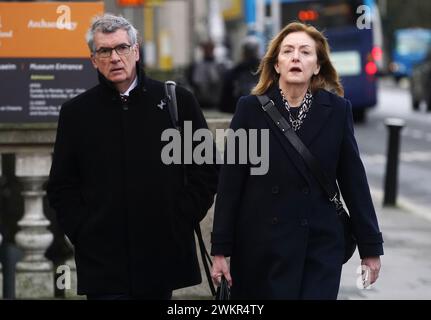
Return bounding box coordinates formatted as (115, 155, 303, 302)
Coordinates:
(164, 80, 216, 297)
(257, 94, 339, 203)
(164, 80, 180, 131)
(195, 224, 216, 296)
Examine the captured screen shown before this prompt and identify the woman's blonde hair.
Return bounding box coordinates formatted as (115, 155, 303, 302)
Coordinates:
(251, 22, 343, 96)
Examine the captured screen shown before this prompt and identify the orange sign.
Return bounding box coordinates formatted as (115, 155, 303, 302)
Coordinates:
(0, 2, 104, 58)
(117, 0, 145, 7)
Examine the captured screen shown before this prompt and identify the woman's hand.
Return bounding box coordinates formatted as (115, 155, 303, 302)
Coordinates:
(361, 256, 381, 287)
(211, 255, 232, 287)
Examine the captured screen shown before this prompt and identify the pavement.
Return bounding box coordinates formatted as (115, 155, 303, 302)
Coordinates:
(338, 187, 431, 300)
(172, 186, 431, 300)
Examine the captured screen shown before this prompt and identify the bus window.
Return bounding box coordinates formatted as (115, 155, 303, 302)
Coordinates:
(390, 28, 431, 80)
(275, 0, 380, 122)
(281, 0, 363, 29)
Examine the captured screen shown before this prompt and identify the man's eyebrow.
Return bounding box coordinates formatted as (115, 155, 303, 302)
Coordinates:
(97, 43, 130, 49)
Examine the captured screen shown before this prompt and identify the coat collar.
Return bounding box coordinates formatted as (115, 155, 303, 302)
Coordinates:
(97, 62, 148, 104)
(258, 85, 334, 183)
(265, 85, 333, 147)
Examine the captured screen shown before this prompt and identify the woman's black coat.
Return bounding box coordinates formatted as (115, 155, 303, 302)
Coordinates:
(47, 68, 219, 295)
(211, 86, 383, 299)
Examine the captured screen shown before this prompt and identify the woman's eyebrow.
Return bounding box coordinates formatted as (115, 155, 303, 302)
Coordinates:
(281, 44, 312, 49)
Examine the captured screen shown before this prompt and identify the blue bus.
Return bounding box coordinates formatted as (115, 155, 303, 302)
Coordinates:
(390, 28, 431, 81)
(271, 0, 382, 122)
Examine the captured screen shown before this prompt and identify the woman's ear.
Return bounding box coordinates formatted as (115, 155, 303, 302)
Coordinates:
(314, 65, 321, 75)
(274, 63, 280, 74)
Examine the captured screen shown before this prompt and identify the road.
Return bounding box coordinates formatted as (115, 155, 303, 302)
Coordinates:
(339, 78, 431, 300)
(354, 78, 431, 215)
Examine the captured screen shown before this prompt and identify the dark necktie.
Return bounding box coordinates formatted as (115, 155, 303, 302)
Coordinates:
(120, 94, 129, 110)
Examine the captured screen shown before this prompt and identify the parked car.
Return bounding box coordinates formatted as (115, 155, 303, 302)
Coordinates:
(410, 50, 431, 111)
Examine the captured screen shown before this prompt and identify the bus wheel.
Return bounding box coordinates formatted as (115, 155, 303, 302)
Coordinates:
(353, 109, 366, 123)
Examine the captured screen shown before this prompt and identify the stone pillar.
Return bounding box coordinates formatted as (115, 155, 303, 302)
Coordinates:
(63, 237, 78, 299)
(14, 153, 54, 299)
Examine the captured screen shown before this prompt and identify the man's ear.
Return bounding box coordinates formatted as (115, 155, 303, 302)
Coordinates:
(91, 54, 98, 69)
(133, 44, 140, 62)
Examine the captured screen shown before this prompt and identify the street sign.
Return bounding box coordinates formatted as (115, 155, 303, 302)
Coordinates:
(0, 2, 104, 124)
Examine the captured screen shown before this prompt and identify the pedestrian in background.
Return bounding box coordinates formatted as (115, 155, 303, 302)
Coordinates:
(218, 35, 261, 113)
(211, 22, 383, 299)
(47, 13, 218, 300)
(186, 40, 228, 109)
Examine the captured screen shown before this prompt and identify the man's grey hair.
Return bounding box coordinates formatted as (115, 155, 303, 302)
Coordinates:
(86, 13, 138, 53)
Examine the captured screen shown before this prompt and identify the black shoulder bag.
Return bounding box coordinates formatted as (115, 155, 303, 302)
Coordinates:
(164, 81, 216, 296)
(257, 94, 357, 264)
(215, 275, 231, 300)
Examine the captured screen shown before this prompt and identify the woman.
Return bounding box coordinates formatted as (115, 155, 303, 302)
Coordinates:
(210, 22, 383, 299)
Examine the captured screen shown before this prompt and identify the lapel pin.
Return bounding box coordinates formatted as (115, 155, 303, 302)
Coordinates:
(157, 99, 166, 110)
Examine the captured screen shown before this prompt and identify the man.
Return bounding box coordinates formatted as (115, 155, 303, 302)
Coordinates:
(186, 40, 228, 109)
(47, 14, 218, 300)
(218, 36, 261, 113)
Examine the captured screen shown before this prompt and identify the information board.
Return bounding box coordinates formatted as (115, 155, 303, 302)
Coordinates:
(0, 2, 104, 123)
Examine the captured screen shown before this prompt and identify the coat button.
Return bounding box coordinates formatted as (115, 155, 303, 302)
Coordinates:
(272, 217, 279, 224)
(271, 186, 279, 194)
(302, 187, 310, 195)
(300, 219, 308, 227)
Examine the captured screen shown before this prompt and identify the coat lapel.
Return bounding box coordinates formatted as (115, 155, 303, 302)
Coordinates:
(296, 89, 333, 147)
(261, 87, 310, 183)
(259, 87, 334, 183)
